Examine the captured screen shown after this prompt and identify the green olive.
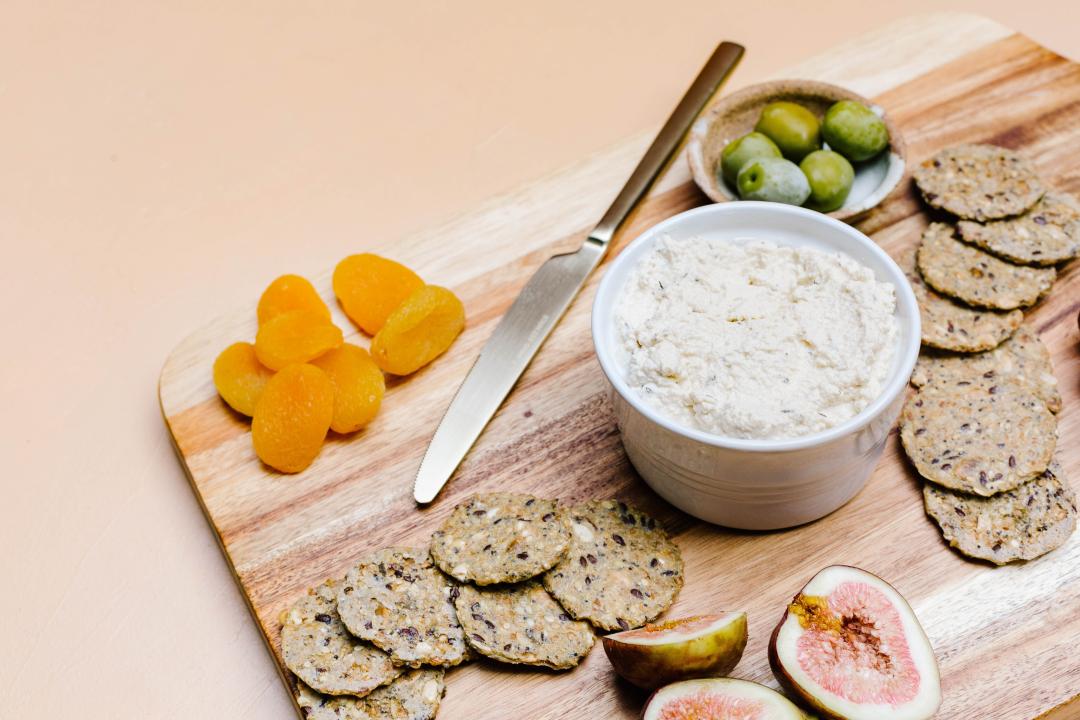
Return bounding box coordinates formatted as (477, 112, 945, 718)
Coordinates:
(822, 100, 889, 162)
(719, 132, 782, 187)
(800, 150, 855, 213)
(736, 157, 811, 206)
(754, 101, 821, 162)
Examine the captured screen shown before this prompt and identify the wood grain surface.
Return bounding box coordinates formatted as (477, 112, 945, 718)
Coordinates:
(160, 14, 1080, 719)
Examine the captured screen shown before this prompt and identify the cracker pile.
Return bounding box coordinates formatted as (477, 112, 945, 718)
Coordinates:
(281, 493, 683, 717)
(902, 144, 1076, 564)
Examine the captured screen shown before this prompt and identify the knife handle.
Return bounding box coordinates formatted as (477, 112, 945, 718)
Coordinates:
(589, 41, 744, 245)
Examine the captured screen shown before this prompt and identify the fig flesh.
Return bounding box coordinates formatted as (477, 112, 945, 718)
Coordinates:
(769, 565, 941, 720)
(602, 612, 747, 690)
(643, 678, 808, 720)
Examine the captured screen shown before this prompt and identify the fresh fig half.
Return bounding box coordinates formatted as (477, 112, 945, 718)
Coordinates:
(769, 565, 941, 720)
(643, 678, 808, 720)
(602, 612, 747, 690)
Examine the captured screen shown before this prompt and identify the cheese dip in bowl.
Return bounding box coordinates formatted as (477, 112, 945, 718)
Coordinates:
(618, 238, 897, 440)
(592, 202, 919, 529)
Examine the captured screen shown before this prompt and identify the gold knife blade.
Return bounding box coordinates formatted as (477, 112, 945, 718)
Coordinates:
(414, 41, 745, 504)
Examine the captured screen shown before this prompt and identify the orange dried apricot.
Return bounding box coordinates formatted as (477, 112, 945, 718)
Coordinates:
(255, 309, 343, 371)
(333, 253, 424, 335)
(370, 285, 465, 375)
(213, 341, 274, 416)
(257, 274, 331, 326)
(311, 344, 385, 433)
(251, 364, 334, 473)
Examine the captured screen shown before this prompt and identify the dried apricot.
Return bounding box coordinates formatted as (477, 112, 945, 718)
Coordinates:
(312, 344, 385, 433)
(213, 341, 274, 416)
(370, 285, 465, 375)
(257, 274, 331, 326)
(255, 309, 343, 371)
(333, 253, 424, 335)
(252, 364, 334, 473)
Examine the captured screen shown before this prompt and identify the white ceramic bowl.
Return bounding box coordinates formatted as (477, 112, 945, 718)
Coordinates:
(592, 202, 920, 530)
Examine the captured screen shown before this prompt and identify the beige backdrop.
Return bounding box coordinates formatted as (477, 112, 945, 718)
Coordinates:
(2, 2, 1078, 716)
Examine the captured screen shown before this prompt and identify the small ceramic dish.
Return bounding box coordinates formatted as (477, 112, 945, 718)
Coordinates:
(687, 79, 906, 223)
(591, 202, 920, 530)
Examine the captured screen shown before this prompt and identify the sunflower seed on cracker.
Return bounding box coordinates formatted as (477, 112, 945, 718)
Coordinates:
(911, 324, 1061, 412)
(958, 192, 1080, 266)
(543, 500, 683, 632)
(294, 668, 445, 720)
(281, 579, 400, 697)
(899, 247, 1022, 352)
(913, 143, 1044, 220)
(899, 379, 1056, 496)
(455, 581, 594, 670)
(430, 493, 570, 586)
(916, 222, 1055, 310)
(337, 547, 466, 668)
(924, 457, 1076, 564)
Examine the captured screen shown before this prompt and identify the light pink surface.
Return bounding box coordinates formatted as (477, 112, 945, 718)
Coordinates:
(2, 2, 1077, 716)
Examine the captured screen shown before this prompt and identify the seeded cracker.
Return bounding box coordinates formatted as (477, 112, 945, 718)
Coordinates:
(916, 222, 1055, 310)
(455, 581, 594, 669)
(958, 192, 1080, 266)
(430, 493, 570, 585)
(336, 547, 466, 668)
(911, 324, 1061, 413)
(543, 500, 683, 632)
(281, 579, 400, 697)
(900, 380, 1056, 496)
(294, 668, 445, 720)
(924, 457, 1076, 564)
(899, 247, 1022, 352)
(913, 143, 1044, 221)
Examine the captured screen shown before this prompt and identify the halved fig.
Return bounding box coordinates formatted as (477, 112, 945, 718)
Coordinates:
(769, 565, 941, 720)
(602, 612, 747, 690)
(643, 678, 808, 720)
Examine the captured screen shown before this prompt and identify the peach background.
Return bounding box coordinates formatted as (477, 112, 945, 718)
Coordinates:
(2, 2, 1078, 716)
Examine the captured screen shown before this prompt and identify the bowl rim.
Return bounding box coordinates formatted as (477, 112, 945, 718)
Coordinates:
(591, 201, 921, 454)
(686, 78, 908, 223)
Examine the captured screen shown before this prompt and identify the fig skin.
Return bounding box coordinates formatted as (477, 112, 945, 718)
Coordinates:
(769, 620, 828, 718)
(602, 613, 747, 690)
(768, 565, 941, 720)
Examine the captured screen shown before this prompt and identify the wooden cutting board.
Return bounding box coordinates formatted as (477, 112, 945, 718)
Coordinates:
(160, 13, 1080, 719)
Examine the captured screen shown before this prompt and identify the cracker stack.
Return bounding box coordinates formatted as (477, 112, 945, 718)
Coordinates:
(901, 144, 1077, 564)
(282, 494, 683, 717)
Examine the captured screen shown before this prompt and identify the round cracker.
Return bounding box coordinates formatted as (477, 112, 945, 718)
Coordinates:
(430, 493, 570, 585)
(924, 457, 1076, 564)
(294, 668, 445, 720)
(281, 579, 400, 697)
(958, 192, 1080, 266)
(900, 379, 1056, 496)
(543, 500, 683, 632)
(336, 547, 466, 668)
(913, 144, 1044, 220)
(899, 247, 1022, 352)
(916, 222, 1055, 310)
(456, 581, 594, 670)
(910, 324, 1061, 413)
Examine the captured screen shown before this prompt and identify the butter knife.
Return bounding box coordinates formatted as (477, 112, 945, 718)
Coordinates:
(414, 41, 745, 503)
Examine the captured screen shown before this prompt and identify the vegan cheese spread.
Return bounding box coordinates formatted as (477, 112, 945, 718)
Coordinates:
(616, 236, 898, 440)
